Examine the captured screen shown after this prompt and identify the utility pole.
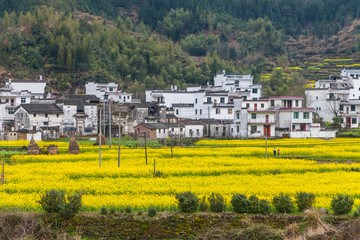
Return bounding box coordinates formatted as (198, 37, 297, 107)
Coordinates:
(143, 131, 148, 165)
(118, 112, 121, 168)
(170, 135, 173, 158)
(153, 158, 156, 175)
(265, 126, 268, 159)
(99, 108, 102, 168)
(103, 101, 106, 136)
(1, 162, 4, 185)
(109, 100, 111, 149)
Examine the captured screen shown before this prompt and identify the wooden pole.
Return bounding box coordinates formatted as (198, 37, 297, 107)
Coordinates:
(118, 113, 121, 168)
(109, 101, 111, 150)
(1, 163, 4, 185)
(99, 108, 102, 168)
(144, 132, 148, 165)
(170, 136, 173, 158)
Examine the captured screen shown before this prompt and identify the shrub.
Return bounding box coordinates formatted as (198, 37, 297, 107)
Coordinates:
(295, 192, 316, 212)
(38, 190, 82, 219)
(60, 193, 82, 219)
(272, 193, 295, 213)
(175, 192, 199, 213)
(259, 199, 272, 215)
(38, 190, 65, 213)
(248, 195, 260, 213)
(100, 206, 108, 215)
(331, 194, 354, 214)
(208, 193, 225, 213)
(231, 194, 248, 213)
(199, 196, 208, 212)
(109, 207, 116, 215)
(125, 206, 132, 213)
(148, 206, 157, 217)
(154, 171, 164, 178)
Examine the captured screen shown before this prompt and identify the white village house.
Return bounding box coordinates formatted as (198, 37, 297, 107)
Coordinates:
(14, 103, 64, 139)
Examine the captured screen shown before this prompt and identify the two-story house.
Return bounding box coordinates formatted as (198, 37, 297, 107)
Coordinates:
(14, 104, 64, 139)
(243, 99, 276, 138)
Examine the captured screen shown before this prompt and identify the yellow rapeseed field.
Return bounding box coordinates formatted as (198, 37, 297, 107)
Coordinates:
(1, 138, 360, 211)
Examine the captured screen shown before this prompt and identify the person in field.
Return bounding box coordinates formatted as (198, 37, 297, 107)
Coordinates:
(278, 149, 280, 157)
(273, 148, 276, 157)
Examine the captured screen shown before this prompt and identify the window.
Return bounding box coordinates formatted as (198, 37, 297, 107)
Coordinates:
(109, 88, 113, 91)
(163, 129, 165, 133)
(252, 89, 258, 94)
(216, 108, 220, 114)
(292, 124, 295, 130)
(340, 105, 343, 111)
(5, 99, 9, 103)
(195, 109, 198, 114)
(196, 129, 199, 134)
(45, 114, 48, 118)
(246, 103, 250, 108)
(352, 118, 357, 124)
(104, 95, 108, 99)
(231, 128, 233, 132)
(351, 105, 356, 111)
(200, 109, 202, 114)
(8, 109, 14, 114)
(33, 126, 36, 131)
(236, 113, 240, 119)
(303, 112, 309, 119)
(251, 126, 257, 134)
(159, 129, 161, 133)
(172, 128, 174, 132)
(180, 128, 183, 132)
(252, 98, 257, 100)
(195, 98, 198, 104)
(33, 114, 36, 117)
(207, 97, 211, 103)
(261, 104, 264, 108)
(220, 97, 225, 103)
(228, 109, 233, 114)
(176, 109, 179, 115)
(316, 96, 319, 100)
(296, 100, 299, 107)
(237, 126, 239, 132)
(215, 127, 219, 132)
(21, 98, 26, 103)
(251, 114, 256, 119)
(271, 100, 274, 107)
(293, 112, 299, 119)
(44, 121, 48, 126)
(56, 114, 59, 117)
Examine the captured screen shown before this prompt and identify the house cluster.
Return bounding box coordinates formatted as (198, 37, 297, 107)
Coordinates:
(1, 69, 342, 141)
(306, 69, 360, 129)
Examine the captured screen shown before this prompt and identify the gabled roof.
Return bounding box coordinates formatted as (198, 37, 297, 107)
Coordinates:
(137, 123, 168, 129)
(181, 119, 204, 126)
(19, 104, 63, 114)
(269, 96, 304, 100)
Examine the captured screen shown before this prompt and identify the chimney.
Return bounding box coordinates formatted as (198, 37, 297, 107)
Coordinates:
(171, 85, 173, 90)
(222, 70, 226, 75)
(39, 75, 43, 81)
(174, 85, 177, 90)
(8, 79, 11, 83)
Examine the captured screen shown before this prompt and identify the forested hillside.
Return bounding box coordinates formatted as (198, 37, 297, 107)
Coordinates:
(0, 1, 359, 97)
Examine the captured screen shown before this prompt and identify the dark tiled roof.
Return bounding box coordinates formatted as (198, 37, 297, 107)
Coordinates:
(138, 123, 168, 129)
(20, 104, 63, 114)
(63, 94, 99, 103)
(181, 120, 204, 125)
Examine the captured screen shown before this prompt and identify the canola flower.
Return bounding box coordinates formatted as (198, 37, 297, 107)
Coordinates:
(2, 138, 360, 211)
